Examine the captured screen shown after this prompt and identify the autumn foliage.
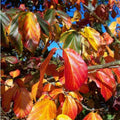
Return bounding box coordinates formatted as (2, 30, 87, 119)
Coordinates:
(1, 0, 120, 120)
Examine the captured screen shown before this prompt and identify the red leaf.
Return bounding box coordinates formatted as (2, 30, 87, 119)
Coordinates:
(79, 84, 89, 94)
(27, 99, 56, 120)
(2, 84, 18, 112)
(83, 112, 103, 120)
(13, 88, 33, 118)
(89, 68, 116, 101)
(52, 0, 58, 4)
(63, 48, 88, 90)
(9, 69, 20, 78)
(113, 67, 120, 83)
(62, 96, 78, 119)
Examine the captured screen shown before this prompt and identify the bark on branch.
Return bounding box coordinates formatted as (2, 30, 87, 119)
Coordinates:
(88, 60, 120, 71)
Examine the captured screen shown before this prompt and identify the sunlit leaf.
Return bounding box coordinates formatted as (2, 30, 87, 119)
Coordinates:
(63, 48, 88, 90)
(60, 30, 82, 53)
(56, 10, 71, 29)
(27, 99, 56, 120)
(117, 17, 120, 24)
(44, 9, 55, 24)
(56, 114, 72, 120)
(89, 68, 116, 101)
(9, 69, 20, 78)
(62, 96, 78, 119)
(18, 12, 40, 52)
(13, 88, 33, 118)
(80, 27, 102, 51)
(2, 84, 18, 112)
(49, 88, 64, 99)
(109, 21, 117, 36)
(83, 112, 103, 120)
(9, 14, 23, 53)
(71, 10, 81, 22)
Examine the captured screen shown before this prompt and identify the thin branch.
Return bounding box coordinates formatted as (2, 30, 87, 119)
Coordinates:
(88, 60, 120, 71)
(82, 4, 120, 43)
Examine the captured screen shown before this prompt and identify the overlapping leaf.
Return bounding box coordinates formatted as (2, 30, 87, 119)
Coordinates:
(18, 12, 40, 52)
(62, 96, 78, 119)
(56, 10, 71, 29)
(9, 14, 23, 53)
(63, 48, 88, 90)
(13, 88, 33, 118)
(83, 112, 103, 120)
(27, 99, 56, 120)
(44, 9, 56, 24)
(2, 83, 18, 112)
(89, 68, 116, 101)
(80, 27, 102, 51)
(60, 30, 82, 53)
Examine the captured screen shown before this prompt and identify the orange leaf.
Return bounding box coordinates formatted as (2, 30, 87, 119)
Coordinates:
(38, 48, 57, 92)
(83, 112, 103, 120)
(31, 81, 40, 102)
(49, 88, 64, 99)
(13, 88, 33, 118)
(89, 68, 116, 101)
(2, 84, 18, 112)
(27, 99, 56, 120)
(18, 12, 40, 52)
(117, 17, 120, 24)
(102, 32, 114, 45)
(62, 96, 78, 120)
(56, 114, 72, 120)
(9, 69, 20, 78)
(63, 48, 88, 90)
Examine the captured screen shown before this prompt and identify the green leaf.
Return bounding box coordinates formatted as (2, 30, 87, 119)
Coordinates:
(9, 14, 23, 53)
(44, 9, 55, 24)
(0, 10, 10, 27)
(36, 13, 49, 36)
(56, 10, 71, 29)
(1, 24, 9, 46)
(60, 30, 82, 53)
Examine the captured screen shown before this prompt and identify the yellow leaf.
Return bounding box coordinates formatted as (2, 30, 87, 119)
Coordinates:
(71, 10, 81, 22)
(56, 114, 72, 120)
(109, 21, 117, 36)
(27, 99, 56, 120)
(80, 27, 101, 51)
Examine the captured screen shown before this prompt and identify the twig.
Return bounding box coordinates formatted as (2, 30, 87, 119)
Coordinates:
(88, 60, 120, 71)
(82, 4, 120, 43)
